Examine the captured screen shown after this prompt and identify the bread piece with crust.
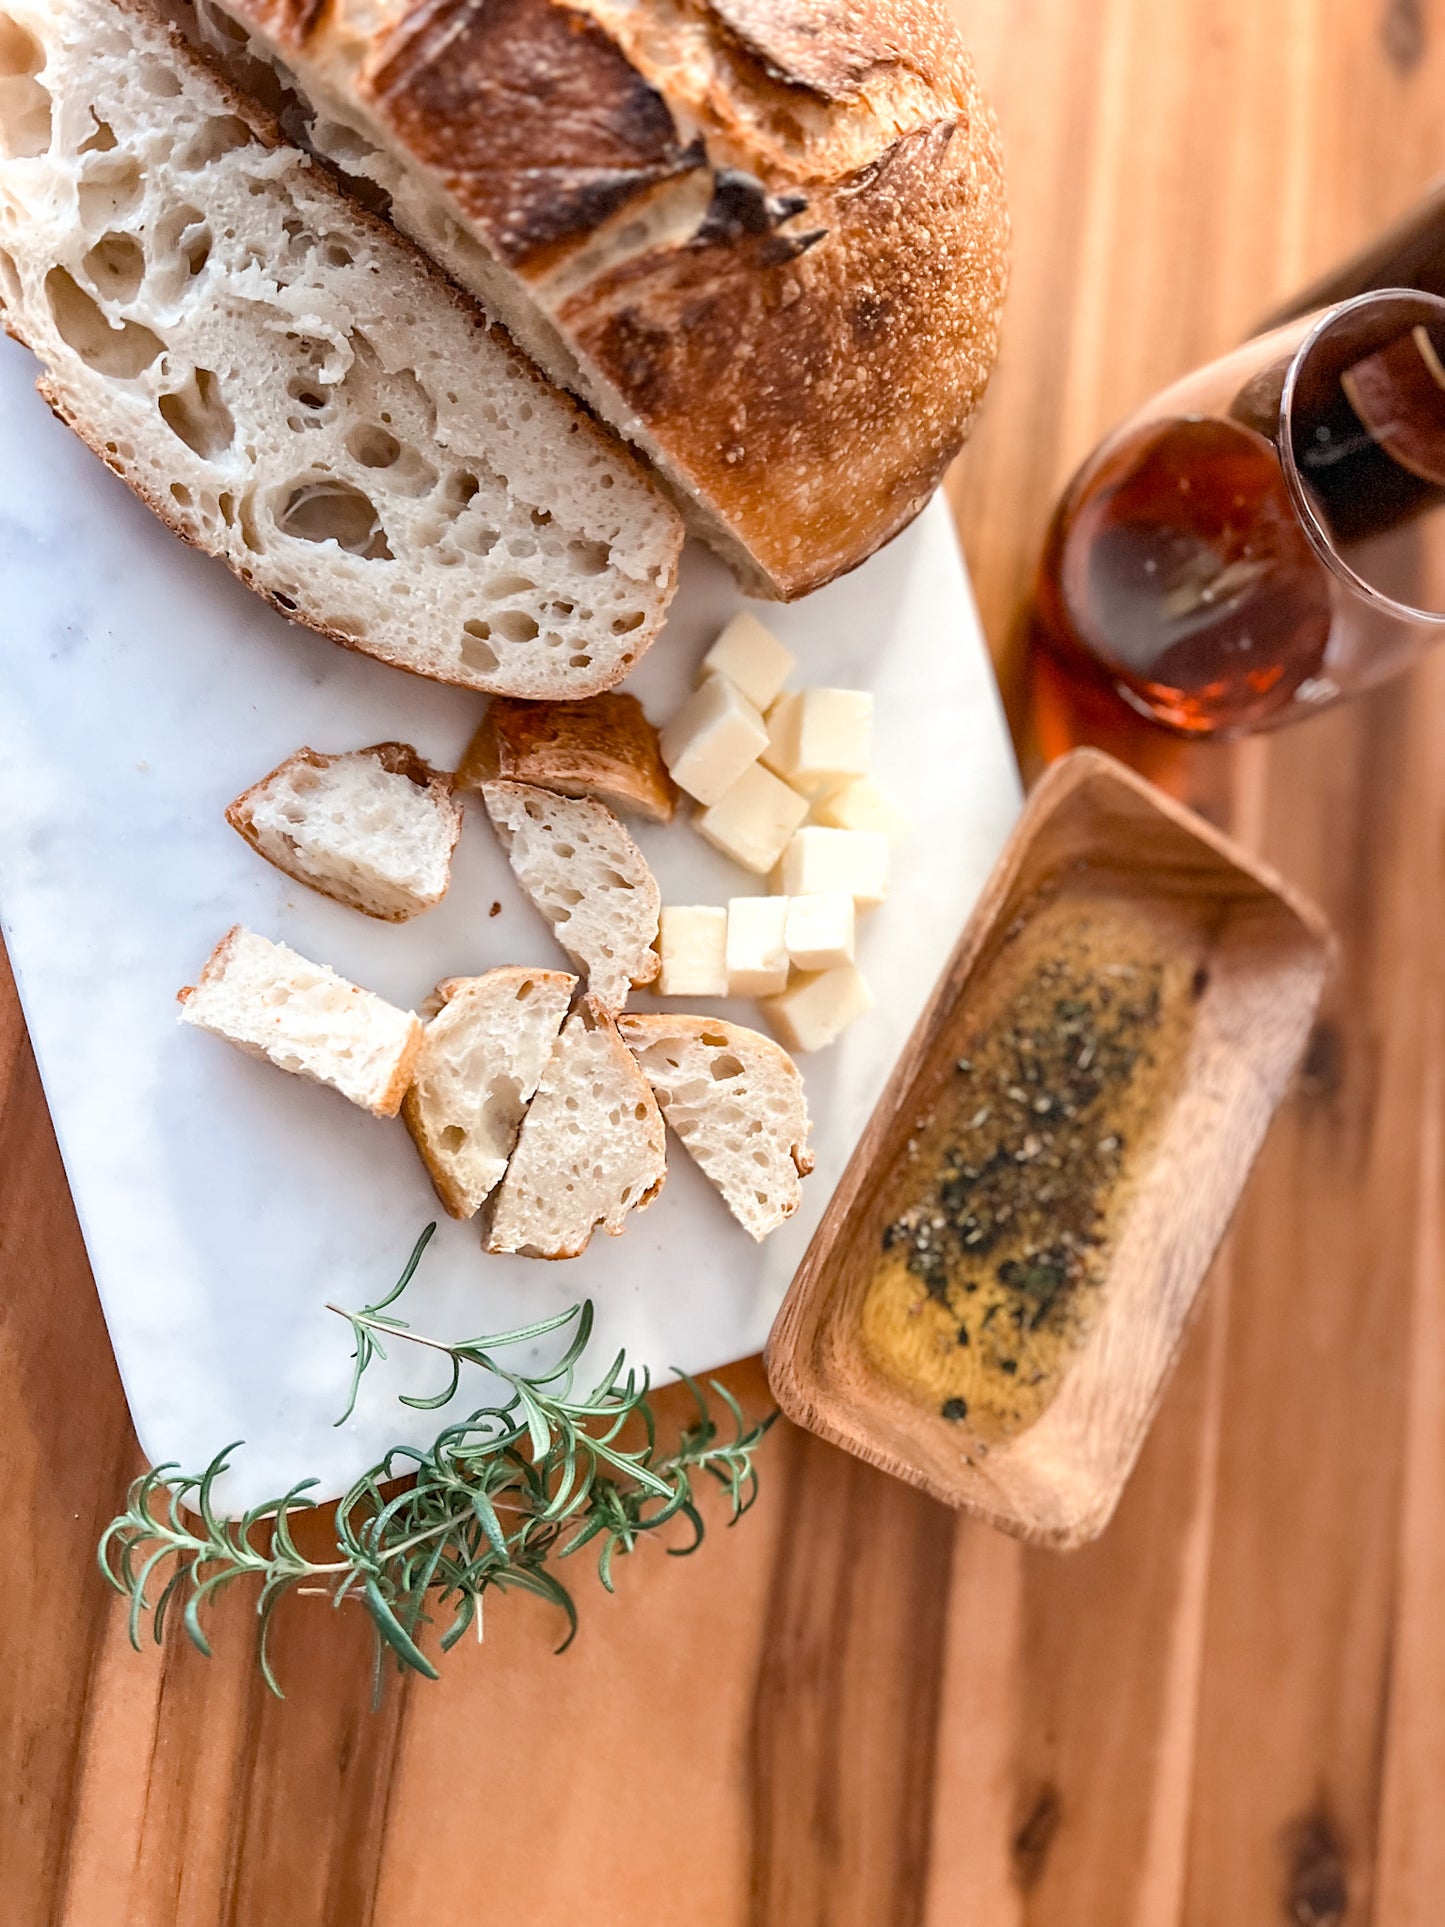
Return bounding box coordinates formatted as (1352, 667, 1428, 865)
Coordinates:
(457, 694, 676, 824)
(486, 996, 667, 1259)
(177, 925, 421, 1115)
(618, 1015, 813, 1240)
(0, 0, 683, 700)
(481, 781, 661, 1010)
(403, 967, 575, 1219)
(227, 742, 462, 921)
(192, 0, 1009, 599)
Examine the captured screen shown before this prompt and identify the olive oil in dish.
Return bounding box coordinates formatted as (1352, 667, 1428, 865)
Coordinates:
(860, 881, 1199, 1442)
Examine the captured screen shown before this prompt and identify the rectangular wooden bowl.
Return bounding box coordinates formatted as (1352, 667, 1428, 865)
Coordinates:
(766, 748, 1334, 1548)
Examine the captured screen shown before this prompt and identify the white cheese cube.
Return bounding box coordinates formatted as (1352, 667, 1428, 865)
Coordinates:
(764, 688, 873, 791)
(656, 906, 728, 997)
(700, 612, 796, 712)
(726, 895, 791, 997)
(785, 892, 856, 972)
(778, 826, 890, 908)
(765, 963, 873, 1053)
(659, 675, 768, 806)
(697, 764, 809, 875)
(812, 775, 909, 842)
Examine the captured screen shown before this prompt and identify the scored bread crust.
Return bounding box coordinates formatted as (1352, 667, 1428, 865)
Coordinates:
(226, 742, 463, 921)
(617, 1013, 813, 1240)
(456, 694, 677, 824)
(0, 0, 684, 699)
(200, 0, 1009, 598)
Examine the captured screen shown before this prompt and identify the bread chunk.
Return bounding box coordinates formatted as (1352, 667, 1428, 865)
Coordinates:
(0, 0, 682, 699)
(486, 997, 666, 1259)
(227, 743, 461, 921)
(618, 1016, 813, 1241)
(457, 694, 676, 824)
(178, 925, 420, 1115)
(481, 781, 660, 1010)
(403, 968, 575, 1219)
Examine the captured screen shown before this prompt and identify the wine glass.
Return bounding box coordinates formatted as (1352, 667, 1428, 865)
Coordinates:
(1033, 290, 1445, 737)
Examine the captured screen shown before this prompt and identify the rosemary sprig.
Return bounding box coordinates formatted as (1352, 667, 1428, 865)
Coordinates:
(98, 1228, 776, 1697)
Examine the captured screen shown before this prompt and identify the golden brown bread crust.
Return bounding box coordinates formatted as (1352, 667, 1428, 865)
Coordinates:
(456, 693, 678, 823)
(210, 0, 1008, 597)
(225, 742, 463, 921)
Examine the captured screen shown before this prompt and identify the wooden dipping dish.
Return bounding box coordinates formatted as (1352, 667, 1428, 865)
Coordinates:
(766, 748, 1334, 1548)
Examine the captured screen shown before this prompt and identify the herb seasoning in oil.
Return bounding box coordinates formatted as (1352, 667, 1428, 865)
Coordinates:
(860, 883, 1198, 1441)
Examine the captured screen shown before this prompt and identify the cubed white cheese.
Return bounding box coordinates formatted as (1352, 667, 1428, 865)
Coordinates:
(785, 892, 856, 972)
(778, 826, 890, 908)
(697, 764, 809, 875)
(656, 905, 728, 997)
(763, 688, 872, 791)
(812, 775, 909, 842)
(726, 895, 791, 997)
(700, 612, 796, 712)
(659, 675, 768, 806)
(765, 963, 873, 1053)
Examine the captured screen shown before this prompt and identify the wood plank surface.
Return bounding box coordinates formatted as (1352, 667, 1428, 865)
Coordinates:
(4, 1, 1445, 1921)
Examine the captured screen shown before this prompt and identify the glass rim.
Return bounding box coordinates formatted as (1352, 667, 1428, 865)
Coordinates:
(1279, 287, 1445, 628)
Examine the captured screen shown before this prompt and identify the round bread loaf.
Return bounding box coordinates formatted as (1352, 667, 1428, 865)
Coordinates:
(201, 0, 1009, 598)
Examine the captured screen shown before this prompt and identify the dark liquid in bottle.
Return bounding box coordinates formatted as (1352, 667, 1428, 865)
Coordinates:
(1035, 418, 1336, 736)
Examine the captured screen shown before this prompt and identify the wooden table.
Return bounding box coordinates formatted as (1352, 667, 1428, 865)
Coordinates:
(5, 2, 1444, 1920)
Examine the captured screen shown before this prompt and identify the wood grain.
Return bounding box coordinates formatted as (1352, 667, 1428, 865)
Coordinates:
(5, 0, 1445, 1920)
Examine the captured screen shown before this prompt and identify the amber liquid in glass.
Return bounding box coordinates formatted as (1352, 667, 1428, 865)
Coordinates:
(1035, 418, 1336, 736)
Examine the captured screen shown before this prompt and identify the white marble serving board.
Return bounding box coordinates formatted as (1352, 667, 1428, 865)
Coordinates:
(0, 333, 1022, 1509)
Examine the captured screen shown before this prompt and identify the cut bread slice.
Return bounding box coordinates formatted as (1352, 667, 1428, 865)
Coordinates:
(178, 924, 420, 1116)
(402, 967, 575, 1220)
(226, 742, 462, 921)
(486, 996, 666, 1260)
(0, 0, 682, 700)
(481, 781, 660, 1011)
(617, 1017, 814, 1241)
(457, 694, 676, 825)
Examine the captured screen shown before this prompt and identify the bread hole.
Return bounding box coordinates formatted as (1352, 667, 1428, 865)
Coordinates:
(494, 610, 540, 644)
(0, 243, 18, 310)
(460, 627, 499, 675)
(710, 1054, 745, 1081)
(447, 472, 479, 507)
(179, 114, 254, 170)
(139, 61, 182, 98)
(79, 112, 116, 155)
(276, 480, 392, 559)
(0, 15, 50, 160)
(78, 157, 144, 228)
(159, 368, 235, 460)
(633, 1102, 650, 1121)
(218, 491, 237, 526)
(568, 654, 591, 669)
(286, 377, 328, 410)
(515, 980, 536, 1001)
(82, 231, 145, 304)
(154, 202, 211, 279)
(530, 507, 553, 528)
(488, 573, 535, 599)
(348, 425, 401, 469)
(45, 268, 162, 379)
(170, 483, 192, 509)
(237, 492, 265, 554)
(440, 1126, 467, 1153)
(612, 611, 646, 635)
(272, 591, 298, 612)
(567, 538, 610, 576)
(323, 239, 354, 269)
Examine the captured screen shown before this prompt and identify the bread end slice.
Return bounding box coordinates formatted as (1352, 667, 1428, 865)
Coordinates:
(402, 967, 575, 1220)
(457, 694, 677, 824)
(179, 925, 421, 1116)
(617, 1015, 813, 1241)
(486, 996, 666, 1259)
(227, 743, 463, 922)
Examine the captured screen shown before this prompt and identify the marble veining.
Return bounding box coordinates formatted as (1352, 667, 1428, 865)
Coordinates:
(0, 335, 1023, 1509)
